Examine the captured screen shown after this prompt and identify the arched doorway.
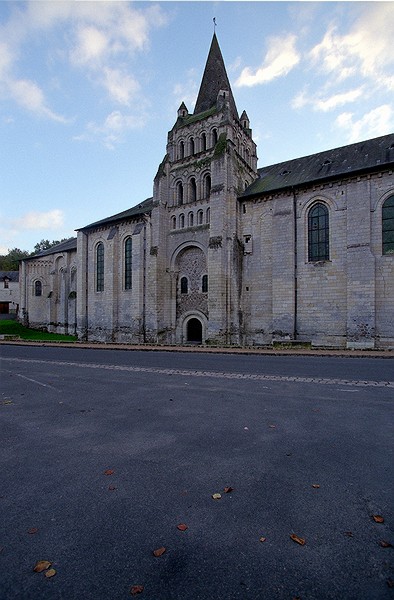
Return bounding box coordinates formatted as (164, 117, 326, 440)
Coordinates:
(187, 318, 202, 343)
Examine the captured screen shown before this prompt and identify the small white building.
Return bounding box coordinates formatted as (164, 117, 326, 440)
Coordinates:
(0, 271, 19, 318)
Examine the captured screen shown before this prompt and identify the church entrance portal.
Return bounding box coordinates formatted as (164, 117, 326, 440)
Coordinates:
(187, 318, 202, 343)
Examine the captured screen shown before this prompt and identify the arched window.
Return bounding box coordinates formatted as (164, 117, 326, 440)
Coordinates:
(204, 174, 211, 198)
(34, 280, 42, 297)
(189, 178, 197, 203)
(212, 128, 218, 146)
(179, 141, 184, 159)
(201, 132, 207, 151)
(180, 276, 188, 294)
(197, 210, 204, 225)
(189, 137, 195, 155)
(176, 181, 184, 205)
(206, 208, 210, 224)
(179, 213, 185, 228)
(188, 211, 194, 227)
(124, 237, 132, 290)
(308, 203, 329, 262)
(382, 195, 394, 255)
(171, 215, 176, 230)
(202, 274, 208, 293)
(96, 242, 104, 291)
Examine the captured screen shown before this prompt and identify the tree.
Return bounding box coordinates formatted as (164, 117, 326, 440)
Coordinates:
(33, 238, 69, 254)
(0, 248, 30, 271)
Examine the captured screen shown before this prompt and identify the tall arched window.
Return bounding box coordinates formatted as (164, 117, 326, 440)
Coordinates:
(180, 276, 188, 294)
(308, 203, 329, 262)
(204, 174, 211, 198)
(171, 215, 176, 230)
(96, 242, 104, 291)
(189, 178, 197, 203)
(201, 132, 207, 151)
(197, 210, 204, 225)
(124, 237, 132, 290)
(176, 181, 184, 205)
(382, 195, 394, 255)
(212, 128, 218, 146)
(206, 208, 210, 224)
(188, 211, 194, 227)
(189, 137, 195, 155)
(34, 280, 42, 297)
(179, 141, 184, 159)
(202, 274, 208, 293)
(179, 213, 185, 228)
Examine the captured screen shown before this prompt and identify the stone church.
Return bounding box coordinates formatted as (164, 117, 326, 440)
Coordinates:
(20, 34, 394, 349)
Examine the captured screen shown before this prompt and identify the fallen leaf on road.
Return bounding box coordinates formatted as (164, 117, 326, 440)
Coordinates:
(108, 485, 116, 491)
(269, 424, 276, 428)
(45, 569, 56, 578)
(212, 493, 222, 500)
(28, 528, 38, 534)
(223, 487, 234, 493)
(33, 561, 52, 573)
(104, 469, 114, 476)
(372, 515, 384, 523)
(153, 547, 166, 557)
(379, 540, 393, 548)
(259, 537, 266, 543)
(344, 531, 353, 537)
(290, 534, 305, 546)
(177, 524, 188, 531)
(311, 484, 320, 489)
(130, 585, 144, 595)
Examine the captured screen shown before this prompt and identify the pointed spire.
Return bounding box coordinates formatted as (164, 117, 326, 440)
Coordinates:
(194, 33, 238, 118)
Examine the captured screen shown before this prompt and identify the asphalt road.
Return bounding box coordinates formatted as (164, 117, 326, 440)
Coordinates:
(0, 345, 393, 600)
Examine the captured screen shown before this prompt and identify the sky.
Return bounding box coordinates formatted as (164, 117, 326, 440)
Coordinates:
(1, 1, 393, 254)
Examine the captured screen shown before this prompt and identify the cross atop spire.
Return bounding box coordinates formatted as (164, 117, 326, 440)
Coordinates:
(193, 33, 238, 118)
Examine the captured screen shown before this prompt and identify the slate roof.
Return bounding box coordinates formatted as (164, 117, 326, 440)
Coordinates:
(193, 33, 238, 119)
(77, 197, 153, 231)
(0, 271, 19, 282)
(242, 133, 394, 198)
(27, 237, 78, 259)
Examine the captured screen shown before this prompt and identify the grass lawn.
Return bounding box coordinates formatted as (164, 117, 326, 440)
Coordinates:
(0, 320, 77, 342)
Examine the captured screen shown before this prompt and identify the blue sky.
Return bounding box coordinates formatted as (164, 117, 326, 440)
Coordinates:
(1, 1, 393, 254)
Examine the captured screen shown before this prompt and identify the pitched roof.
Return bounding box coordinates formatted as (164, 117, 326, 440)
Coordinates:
(193, 33, 238, 119)
(78, 197, 153, 231)
(0, 271, 19, 282)
(28, 237, 78, 259)
(242, 133, 394, 198)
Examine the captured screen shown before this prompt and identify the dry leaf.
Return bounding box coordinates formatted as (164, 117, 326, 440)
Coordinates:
(153, 547, 166, 557)
(104, 469, 114, 476)
(212, 493, 222, 500)
(373, 515, 384, 523)
(269, 424, 276, 428)
(223, 486, 234, 493)
(177, 524, 188, 531)
(130, 585, 144, 595)
(45, 569, 56, 578)
(344, 531, 353, 537)
(259, 537, 266, 543)
(311, 484, 320, 489)
(33, 560, 52, 573)
(28, 528, 38, 534)
(387, 579, 394, 589)
(379, 540, 393, 548)
(108, 485, 116, 491)
(290, 534, 305, 546)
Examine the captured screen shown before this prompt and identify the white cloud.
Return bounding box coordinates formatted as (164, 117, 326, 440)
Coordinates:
(292, 87, 365, 112)
(75, 110, 145, 149)
(236, 34, 300, 87)
(13, 209, 65, 230)
(0, 1, 167, 120)
(309, 3, 394, 90)
(335, 105, 393, 143)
